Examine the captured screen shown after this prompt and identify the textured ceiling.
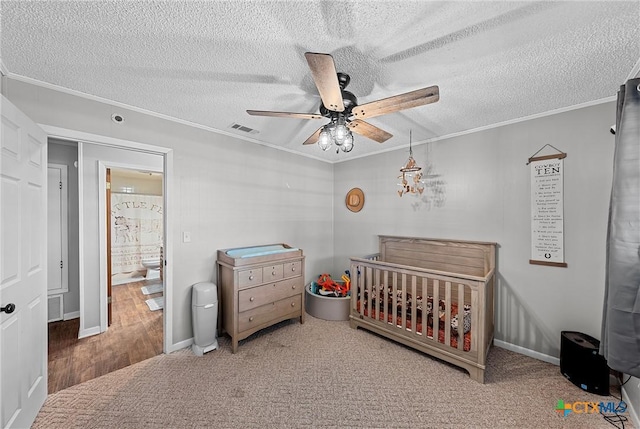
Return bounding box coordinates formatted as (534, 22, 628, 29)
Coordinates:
(2, 1, 639, 162)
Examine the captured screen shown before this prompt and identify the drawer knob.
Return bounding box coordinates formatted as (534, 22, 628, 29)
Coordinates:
(250, 297, 254, 302)
(249, 275, 254, 281)
(291, 266, 296, 271)
(292, 285, 296, 289)
(249, 316, 254, 322)
(291, 302, 295, 307)
(272, 271, 276, 276)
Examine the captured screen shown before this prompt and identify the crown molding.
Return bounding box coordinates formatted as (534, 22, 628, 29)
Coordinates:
(6, 73, 332, 164)
(335, 95, 617, 164)
(7, 72, 618, 166)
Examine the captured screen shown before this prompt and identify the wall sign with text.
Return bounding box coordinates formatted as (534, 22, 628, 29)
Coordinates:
(529, 151, 567, 267)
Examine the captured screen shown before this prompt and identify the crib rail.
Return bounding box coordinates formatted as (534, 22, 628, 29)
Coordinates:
(362, 253, 381, 261)
(350, 257, 491, 360)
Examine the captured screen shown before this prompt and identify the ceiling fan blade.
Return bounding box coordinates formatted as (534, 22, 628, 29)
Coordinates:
(351, 86, 439, 120)
(348, 119, 393, 143)
(304, 52, 345, 112)
(302, 127, 324, 145)
(247, 110, 323, 120)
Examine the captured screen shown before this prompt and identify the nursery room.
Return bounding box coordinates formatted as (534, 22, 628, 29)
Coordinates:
(1, 1, 639, 428)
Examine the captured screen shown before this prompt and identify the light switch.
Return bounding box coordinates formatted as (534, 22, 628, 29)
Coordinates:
(183, 231, 191, 243)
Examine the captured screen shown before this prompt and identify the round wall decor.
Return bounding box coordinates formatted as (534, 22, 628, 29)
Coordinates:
(345, 188, 365, 212)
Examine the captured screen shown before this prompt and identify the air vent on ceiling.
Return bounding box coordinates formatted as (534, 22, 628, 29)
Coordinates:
(229, 123, 259, 134)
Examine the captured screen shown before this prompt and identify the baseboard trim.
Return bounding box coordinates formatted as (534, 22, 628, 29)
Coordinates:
(168, 337, 193, 353)
(495, 340, 639, 426)
(63, 311, 80, 321)
(78, 326, 101, 339)
(622, 383, 640, 429)
(494, 339, 560, 366)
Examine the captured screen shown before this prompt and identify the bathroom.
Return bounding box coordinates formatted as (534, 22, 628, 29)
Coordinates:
(110, 168, 164, 309)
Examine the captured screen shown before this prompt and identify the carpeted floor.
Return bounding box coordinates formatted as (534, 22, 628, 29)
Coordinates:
(33, 315, 631, 429)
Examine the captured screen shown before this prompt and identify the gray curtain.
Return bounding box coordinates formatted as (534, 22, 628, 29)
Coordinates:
(601, 77, 640, 377)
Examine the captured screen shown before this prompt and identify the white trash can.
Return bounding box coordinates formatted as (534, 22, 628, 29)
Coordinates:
(191, 282, 219, 356)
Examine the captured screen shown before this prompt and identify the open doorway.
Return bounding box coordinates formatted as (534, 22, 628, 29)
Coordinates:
(106, 166, 164, 356)
(46, 137, 169, 394)
(108, 167, 164, 320)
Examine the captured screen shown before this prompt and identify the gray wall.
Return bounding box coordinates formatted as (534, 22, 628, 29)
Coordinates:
(47, 140, 80, 317)
(6, 78, 334, 346)
(334, 102, 616, 359)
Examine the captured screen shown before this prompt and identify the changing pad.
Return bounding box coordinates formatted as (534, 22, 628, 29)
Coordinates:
(226, 244, 299, 259)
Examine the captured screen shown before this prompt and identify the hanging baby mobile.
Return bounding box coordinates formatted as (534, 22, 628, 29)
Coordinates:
(397, 130, 426, 197)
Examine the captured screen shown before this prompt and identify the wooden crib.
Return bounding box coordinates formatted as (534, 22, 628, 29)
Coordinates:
(350, 236, 496, 383)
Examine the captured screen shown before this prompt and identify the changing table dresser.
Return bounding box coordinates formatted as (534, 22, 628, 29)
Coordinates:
(216, 244, 305, 353)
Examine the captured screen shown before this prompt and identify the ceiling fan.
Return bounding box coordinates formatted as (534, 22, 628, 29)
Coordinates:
(247, 52, 439, 153)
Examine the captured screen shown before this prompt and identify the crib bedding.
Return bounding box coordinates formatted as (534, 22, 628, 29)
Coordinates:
(363, 285, 471, 333)
(359, 286, 472, 351)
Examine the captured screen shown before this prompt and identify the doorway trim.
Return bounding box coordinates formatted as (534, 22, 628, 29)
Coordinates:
(40, 124, 174, 353)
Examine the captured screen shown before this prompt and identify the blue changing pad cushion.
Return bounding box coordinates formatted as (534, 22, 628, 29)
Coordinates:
(226, 244, 299, 259)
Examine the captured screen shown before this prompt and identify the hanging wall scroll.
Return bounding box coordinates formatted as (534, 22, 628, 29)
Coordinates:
(528, 145, 567, 267)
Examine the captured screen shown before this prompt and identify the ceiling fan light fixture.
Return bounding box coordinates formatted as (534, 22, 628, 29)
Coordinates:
(333, 116, 348, 145)
(318, 128, 333, 151)
(341, 133, 354, 152)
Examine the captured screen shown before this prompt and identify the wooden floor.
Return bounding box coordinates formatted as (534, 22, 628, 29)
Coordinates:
(47, 280, 163, 393)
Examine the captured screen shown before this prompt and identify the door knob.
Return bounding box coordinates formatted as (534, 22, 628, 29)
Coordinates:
(1, 303, 15, 314)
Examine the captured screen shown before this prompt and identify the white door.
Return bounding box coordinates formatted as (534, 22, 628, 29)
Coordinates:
(0, 96, 48, 428)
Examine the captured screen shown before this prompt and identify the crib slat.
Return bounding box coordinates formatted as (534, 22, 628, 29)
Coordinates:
(422, 278, 427, 338)
(358, 264, 364, 318)
(351, 262, 357, 313)
(458, 283, 465, 351)
(444, 281, 451, 346)
(392, 271, 398, 327)
(411, 275, 417, 334)
(432, 279, 439, 340)
(366, 266, 373, 321)
(374, 268, 381, 320)
(401, 274, 407, 331)
(383, 270, 389, 325)
(471, 287, 479, 353)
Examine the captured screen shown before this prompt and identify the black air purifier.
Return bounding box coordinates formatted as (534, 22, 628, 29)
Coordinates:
(560, 331, 609, 396)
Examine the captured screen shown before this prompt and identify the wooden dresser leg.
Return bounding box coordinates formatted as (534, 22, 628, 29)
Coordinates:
(232, 339, 238, 354)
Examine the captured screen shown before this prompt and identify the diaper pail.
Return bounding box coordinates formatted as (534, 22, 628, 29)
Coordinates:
(191, 282, 219, 356)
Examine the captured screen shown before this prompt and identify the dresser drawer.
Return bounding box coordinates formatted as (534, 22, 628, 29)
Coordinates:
(238, 294, 302, 333)
(283, 261, 301, 278)
(262, 264, 283, 282)
(238, 268, 262, 288)
(238, 277, 302, 312)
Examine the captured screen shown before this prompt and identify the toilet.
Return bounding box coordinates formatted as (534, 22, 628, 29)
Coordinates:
(142, 257, 161, 280)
